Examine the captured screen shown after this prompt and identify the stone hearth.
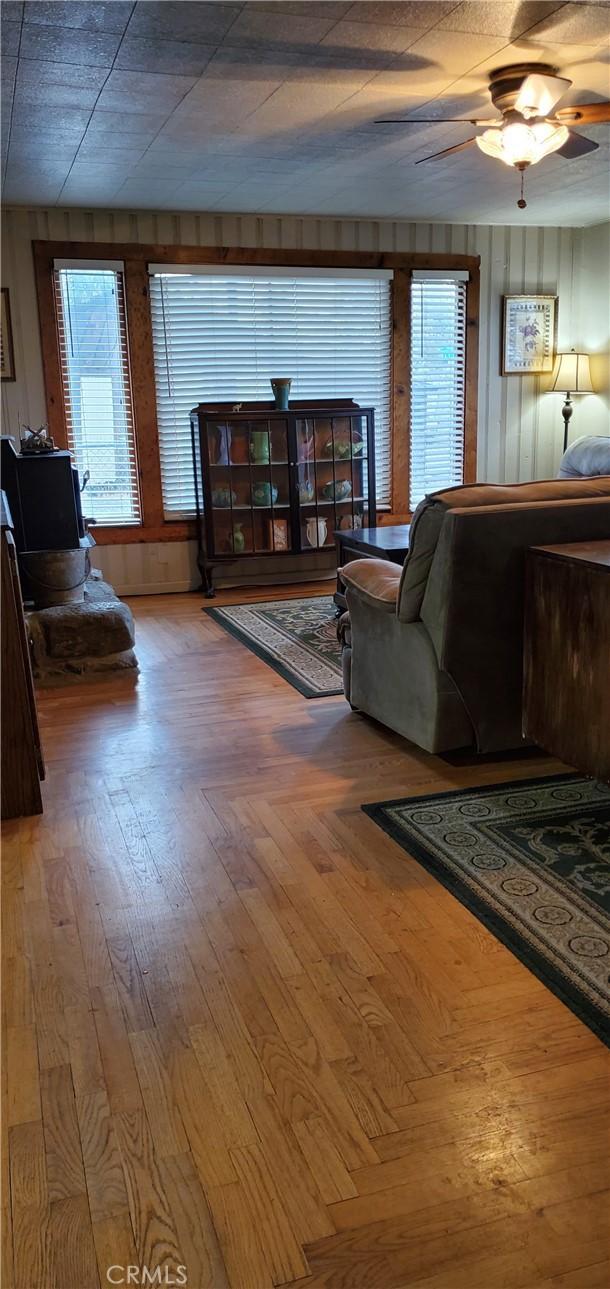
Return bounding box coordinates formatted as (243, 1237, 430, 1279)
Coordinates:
(28, 575, 137, 683)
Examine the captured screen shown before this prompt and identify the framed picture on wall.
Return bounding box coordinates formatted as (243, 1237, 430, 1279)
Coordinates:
(502, 294, 557, 375)
(1, 288, 15, 381)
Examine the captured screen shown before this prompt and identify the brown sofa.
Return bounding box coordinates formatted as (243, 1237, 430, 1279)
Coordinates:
(340, 477, 610, 755)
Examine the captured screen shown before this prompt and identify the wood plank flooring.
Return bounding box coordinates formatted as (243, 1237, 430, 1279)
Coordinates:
(2, 586, 609, 1289)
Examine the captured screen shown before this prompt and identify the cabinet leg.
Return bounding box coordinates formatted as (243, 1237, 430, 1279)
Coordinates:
(197, 557, 215, 598)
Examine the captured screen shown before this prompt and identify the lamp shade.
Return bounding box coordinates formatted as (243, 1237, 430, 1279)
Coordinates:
(550, 351, 594, 394)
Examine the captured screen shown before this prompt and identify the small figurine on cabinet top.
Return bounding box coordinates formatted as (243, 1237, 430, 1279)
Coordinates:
(20, 425, 56, 454)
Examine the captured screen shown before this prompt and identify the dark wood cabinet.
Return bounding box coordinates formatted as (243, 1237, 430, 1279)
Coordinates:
(523, 541, 610, 782)
(190, 400, 375, 595)
(1, 493, 45, 818)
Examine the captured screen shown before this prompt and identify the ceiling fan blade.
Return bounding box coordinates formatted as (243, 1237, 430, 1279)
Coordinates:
(415, 138, 478, 164)
(375, 117, 492, 125)
(515, 72, 572, 116)
(555, 101, 610, 125)
(556, 131, 600, 159)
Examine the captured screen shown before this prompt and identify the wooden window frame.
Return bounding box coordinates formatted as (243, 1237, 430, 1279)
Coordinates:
(52, 264, 143, 527)
(34, 240, 479, 545)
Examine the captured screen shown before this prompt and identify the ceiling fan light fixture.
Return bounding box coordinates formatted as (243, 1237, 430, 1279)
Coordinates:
(476, 120, 569, 168)
(476, 127, 508, 162)
(530, 120, 570, 157)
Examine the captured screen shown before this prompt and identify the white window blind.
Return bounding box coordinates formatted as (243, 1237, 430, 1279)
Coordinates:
(53, 266, 141, 526)
(149, 270, 392, 518)
(410, 276, 467, 511)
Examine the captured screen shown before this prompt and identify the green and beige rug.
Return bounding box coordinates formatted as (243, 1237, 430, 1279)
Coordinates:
(364, 774, 610, 1046)
(206, 595, 343, 698)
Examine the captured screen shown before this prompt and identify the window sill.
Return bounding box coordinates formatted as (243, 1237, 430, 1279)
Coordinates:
(91, 520, 196, 545)
(92, 512, 407, 545)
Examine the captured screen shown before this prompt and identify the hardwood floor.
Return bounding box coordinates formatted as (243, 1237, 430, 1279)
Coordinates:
(2, 587, 609, 1289)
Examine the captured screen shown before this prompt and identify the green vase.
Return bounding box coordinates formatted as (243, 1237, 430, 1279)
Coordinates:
(250, 430, 270, 464)
(270, 377, 292, 410)
(230, 522, 245, 554)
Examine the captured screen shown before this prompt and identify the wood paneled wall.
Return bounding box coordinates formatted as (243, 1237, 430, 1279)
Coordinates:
(574, 220, 610, 437)
(2, 206, 605, 593)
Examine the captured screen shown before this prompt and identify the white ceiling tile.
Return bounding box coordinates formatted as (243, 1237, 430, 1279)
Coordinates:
(116, 36, 217, 77)
(2, 177, 64, 202)
(224, 8, 337, 46)
(95, 69, 197, 114)
(10, 103, 91, 133)
(1, 23, 23, 56)
(5, 158, 70, 183)
(2, 53, 17, 95)
(20, 23, 121, 66)
(344, 2, 455, 25)
(75, 141, 148, 163)
(558, 57, 610, 101)
(130, 159, 199, 180)
(406, 87, 492, 120)
(183, 133, 320, 159)
(335, 70, 451, 114)
(13, 78, 101, 111)
(161, 194, 229, 210)
(172, 180, 240, 198)
(3, 0, 609, 222)
(16, 58, 109, 91)
(233, 78, 367, 134)
(251, 3, 351, 17)
(290, 47, 396, 72)
(286, 64, 381, 92)
(401, 28, 510, 77)
(438, 2, 565, 38)
(7, 137, 79, 162)
(23, 2, 133, 33)
(86, 110, 171, 139)
(190, 43, 302, 82)
(319, 77, 422, 115)
(142, 143, 214, 164)
(58, 179, 126, 201)
(113, 177, 188, 200)
(125, 2, 242, 44)
(170, 76, 284, 130)
(65, 168, 135, 192)
(321, 18, 426, 54)
(526, 1, 610, 42)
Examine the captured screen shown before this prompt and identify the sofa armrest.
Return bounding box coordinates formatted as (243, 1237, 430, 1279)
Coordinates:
(339, 559, 400, 612)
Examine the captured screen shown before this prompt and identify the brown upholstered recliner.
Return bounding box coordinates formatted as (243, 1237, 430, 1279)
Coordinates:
(340, 478, 610, 755)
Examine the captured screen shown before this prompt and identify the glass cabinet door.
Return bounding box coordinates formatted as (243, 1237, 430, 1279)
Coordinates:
(205, 417, 292, 556)
(295, 413, 369, 549)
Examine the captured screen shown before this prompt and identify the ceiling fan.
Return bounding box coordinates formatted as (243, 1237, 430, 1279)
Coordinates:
(376, 64, 610, 208)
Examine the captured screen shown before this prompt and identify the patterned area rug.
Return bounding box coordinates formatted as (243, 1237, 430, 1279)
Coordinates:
(206, 595, 343, 697)
(364, 774, 610, 1046)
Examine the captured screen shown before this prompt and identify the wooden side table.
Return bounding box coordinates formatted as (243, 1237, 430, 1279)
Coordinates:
(334, 524, 410, 611)
(523, 541, 610, 781)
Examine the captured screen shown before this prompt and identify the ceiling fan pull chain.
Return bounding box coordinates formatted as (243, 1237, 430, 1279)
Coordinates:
(517, 169, 527, 210)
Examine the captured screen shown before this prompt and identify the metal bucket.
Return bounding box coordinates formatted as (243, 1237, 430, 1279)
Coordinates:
(20, 548, 88, 608)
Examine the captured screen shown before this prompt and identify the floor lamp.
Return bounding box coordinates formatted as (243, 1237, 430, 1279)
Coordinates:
(550, 350, 594, 454)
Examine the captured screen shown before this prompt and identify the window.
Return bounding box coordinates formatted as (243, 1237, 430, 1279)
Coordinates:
(149, 267, 392, 518)
(54, 264, 141, 525)
(409, 273, 468, 511)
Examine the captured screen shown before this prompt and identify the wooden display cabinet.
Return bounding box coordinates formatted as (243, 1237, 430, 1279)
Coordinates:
(190, 400, 376, 595)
